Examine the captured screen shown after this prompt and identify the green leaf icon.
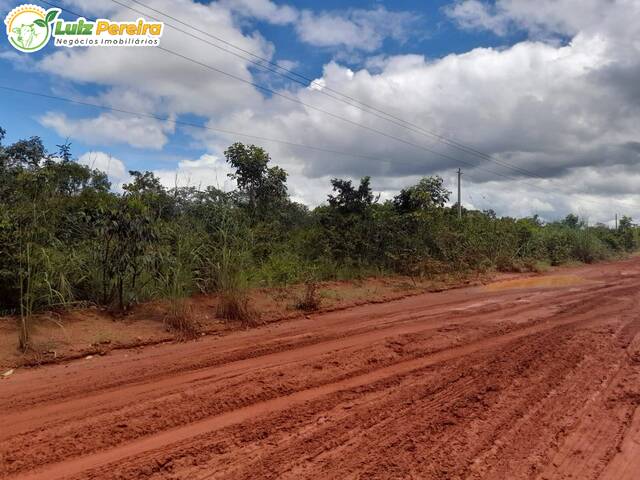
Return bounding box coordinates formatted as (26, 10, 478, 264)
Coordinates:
(45, 10, 59, 23)
(34, 19, 46, 28)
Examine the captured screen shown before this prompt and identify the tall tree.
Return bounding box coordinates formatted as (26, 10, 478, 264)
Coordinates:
(562, 214, 583, 229)
(224, 142, 288, 217)
(2, 136, 46, 169)
(393, 176, 450, 213)
(56, 139, 72, 163)
(327, 176, 374, 215)
(619, 215, 633, 230)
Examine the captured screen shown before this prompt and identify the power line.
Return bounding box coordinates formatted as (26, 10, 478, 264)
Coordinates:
(96, 1, 640, 217)
(0, 84, 530, 189)
(42, 0, 549, 182)
(124, 53, 627, 209)
(37, 3, 514, 179)
(0, 84, 620, 214)
(116, 0, 548, 180)
(0, 84, 518, 194)
(0, 85, 397, 164)
(12, 3, 629, 212)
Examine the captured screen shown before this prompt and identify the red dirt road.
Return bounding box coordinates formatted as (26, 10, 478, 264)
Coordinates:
(2, 259, 640, 480)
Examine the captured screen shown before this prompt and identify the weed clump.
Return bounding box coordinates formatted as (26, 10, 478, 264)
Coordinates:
(295, 281, 321, 312)
(164, 299, 200, 340)
(217, 291, 258, 327)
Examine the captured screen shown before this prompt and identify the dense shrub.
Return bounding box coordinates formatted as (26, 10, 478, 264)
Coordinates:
(1, 128, 637, 348)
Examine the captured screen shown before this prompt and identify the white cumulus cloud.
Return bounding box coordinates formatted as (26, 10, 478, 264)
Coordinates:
(14, 0, 640, 223)
(39, 111, 174, 149)
(295, 7, 418, 52)
(78, 151, 131, 189)
(153, 153, 236, 191)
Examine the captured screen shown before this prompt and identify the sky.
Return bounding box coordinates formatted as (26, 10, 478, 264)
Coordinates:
(1, 0, 639, 224)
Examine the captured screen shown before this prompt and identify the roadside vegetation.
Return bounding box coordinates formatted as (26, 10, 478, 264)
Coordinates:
(1, 126, 638, 350)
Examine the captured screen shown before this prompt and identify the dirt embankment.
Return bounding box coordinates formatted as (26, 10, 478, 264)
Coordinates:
(0, 274, 483, 370)
(1, 257, 640, 479)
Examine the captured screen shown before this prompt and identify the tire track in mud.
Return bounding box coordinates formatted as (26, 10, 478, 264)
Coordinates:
(215, 312, 639, 480)
(537, 317, 640, 480)
(4, 281, 625, 477)
(1, 277, 616, 415)
(11, 301, 623, 480)
(601, 408, 640, 480)
(0, 290, 525, 411)
(3, 281, 595, 440)
(3, 259, 640, 480)
(78, 304, 626, 480)
(0, 293, 545, 438)
(4, 278, 617, 428)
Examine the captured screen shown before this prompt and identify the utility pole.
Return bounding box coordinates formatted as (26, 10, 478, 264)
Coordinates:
(457, 168, 462, 219)
(615, 213, 618, 230)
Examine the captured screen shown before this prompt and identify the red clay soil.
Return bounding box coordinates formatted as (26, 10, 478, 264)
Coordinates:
(0, 275, 478, 370)
(1, 258, 640, 479)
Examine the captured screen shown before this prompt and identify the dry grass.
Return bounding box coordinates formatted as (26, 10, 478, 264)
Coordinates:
(1, 272, 487, 369)
(295, 281, 321, 312)
(163, 298, 200, 340)
(216, 291, 258, 327)
(18, 316, 32, 352)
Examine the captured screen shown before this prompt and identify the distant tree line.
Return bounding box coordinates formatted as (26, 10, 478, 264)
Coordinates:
(1, 126, 637, 348)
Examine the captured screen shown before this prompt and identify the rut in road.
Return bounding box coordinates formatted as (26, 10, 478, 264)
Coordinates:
(1, 281, 620, 476)
(2, 258, 640, 480)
